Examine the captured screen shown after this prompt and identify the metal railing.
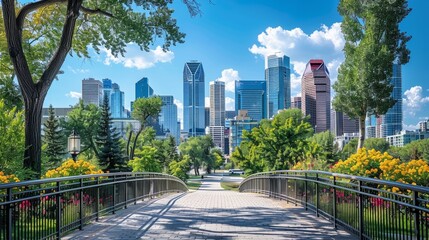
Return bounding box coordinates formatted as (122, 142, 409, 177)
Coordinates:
(0, 172, 187, 240)
(239, 170, 429, 240)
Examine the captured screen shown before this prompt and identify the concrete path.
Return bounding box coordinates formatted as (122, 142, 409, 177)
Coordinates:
(64, 175, 356, 240)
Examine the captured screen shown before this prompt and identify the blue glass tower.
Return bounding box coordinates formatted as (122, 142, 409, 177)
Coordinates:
(135, 77, 154, 99)
(265, 55, 291, 118)
(183, 61, 205, 137)
(235, 80, 266, 122)
(159, 95, 180, 145)
(111, 83, 124, 118)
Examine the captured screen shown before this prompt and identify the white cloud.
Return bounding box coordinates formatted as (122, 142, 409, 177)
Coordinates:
(205, 97, 210, 108)
(68, 66, 89, 74)
(102, 44, 174, 69)
(216, 69, 240, 92)
(174, 99, 183, 129)
(249, 23, 345, 96)
(225, 97, 235, 111)
(66, 91, 82, 99)
(403, 123, 419, 131)
(403, 86, 429, 116)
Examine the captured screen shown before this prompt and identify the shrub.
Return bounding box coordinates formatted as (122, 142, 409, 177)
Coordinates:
(0, 171, 20, 183)
(44, 159, 103, 178)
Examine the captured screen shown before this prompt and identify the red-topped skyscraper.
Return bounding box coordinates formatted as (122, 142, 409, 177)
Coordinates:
(301, 59, 331, 133)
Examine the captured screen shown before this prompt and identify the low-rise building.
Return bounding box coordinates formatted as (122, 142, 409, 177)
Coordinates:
(385, 130, 429, 147)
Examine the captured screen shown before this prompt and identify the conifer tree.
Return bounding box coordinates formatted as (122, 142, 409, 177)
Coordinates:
(43, 105, 65, 167)
(96, 94, 125, 171)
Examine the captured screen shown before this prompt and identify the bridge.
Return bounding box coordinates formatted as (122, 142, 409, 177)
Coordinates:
(1, 171, 429, 239)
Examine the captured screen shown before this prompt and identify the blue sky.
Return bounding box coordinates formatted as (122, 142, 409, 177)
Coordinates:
(44, 0, 429, 129)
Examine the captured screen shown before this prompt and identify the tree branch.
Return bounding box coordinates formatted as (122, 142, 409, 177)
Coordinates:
(80, 6, 114, 18)
(17, 0, 66, 33)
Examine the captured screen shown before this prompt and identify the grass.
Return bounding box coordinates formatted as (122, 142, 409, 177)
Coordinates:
(186, 181, 202, 190)
(220, 181, 240, 191)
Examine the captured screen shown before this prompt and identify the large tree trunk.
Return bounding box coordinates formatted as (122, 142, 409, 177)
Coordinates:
(357, 116, 366, 150)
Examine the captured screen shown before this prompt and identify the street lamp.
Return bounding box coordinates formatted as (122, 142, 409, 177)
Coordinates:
(68, 130, 81, 161)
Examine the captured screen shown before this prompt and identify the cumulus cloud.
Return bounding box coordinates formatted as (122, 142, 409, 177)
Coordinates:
(225, 97, 235, 111)
(66, 91, 82, 99)
(403, 86, 429, 116)
(68, 67, 89, 74)
(102, 44, 174, 69)
(216, 69, 240, 92)
(174, 99, 183, 129)
(403, 123, 419, 131)
(249, 23, 345, 96)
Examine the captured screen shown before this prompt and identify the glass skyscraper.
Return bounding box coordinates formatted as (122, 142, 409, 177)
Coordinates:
(265, 55, 291, 118)
(135, 77, 153, 99)
(159, 95, 180, 145)
(82, 78, 103, 107)
(111, 83, 124, 118)
(235, 80, 266, 122)
(183, 61, 205, 137)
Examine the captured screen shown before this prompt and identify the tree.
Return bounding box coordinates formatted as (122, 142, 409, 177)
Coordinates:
(96, 94, 125, 171)
(363, 138, 390, 153)
(43, 105, 65, 168)
(210, 148, 225, 173)
(169, 155, 191, 182)
(310, 130, 338, 165)
(333, 0, 411, 149)
(339, 138, 358, 160)
(128, 97, 162, 160)
(128, 146, 161, 173)
(0, 0, 200, 176)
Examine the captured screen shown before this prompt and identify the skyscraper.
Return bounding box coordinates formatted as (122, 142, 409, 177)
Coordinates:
(265, 55, 291, 118)
(82, 78, 103, 106)
(235, 80, 266, 122)
(291, 97, 302, 109)
(377, 64, 402, 138)
(210, 81, 225, 127)
(135, 77, 154, 99)
(331, 109, 359, 137)
(301, 59, 331, 133)
(111, 83, 125, 118)
(183, 61, 205, 137)
(159, 95, 180, 145)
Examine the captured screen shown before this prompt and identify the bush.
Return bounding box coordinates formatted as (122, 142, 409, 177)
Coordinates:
(0, 171, 20, 183)
(44, 159, 103, 178)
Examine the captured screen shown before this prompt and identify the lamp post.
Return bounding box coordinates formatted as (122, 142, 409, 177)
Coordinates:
(68, 130, 81, 161)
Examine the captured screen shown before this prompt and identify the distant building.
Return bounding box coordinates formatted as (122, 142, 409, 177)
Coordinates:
(159, 95, 180, 145)
(291, 97, 301, 109)
(82, 78, 103, 106)
(229, 110, 259, 153)
(331, 109, 359, 137)
(386, 130, 429, 147)
(135, 77, 154, 99)
(225, 110, 236, 119)
(210, 81, 225, 127)
(301, 59, 330, 133)
(204, 107, 210, 128)
(111, 83, 125, 118)
(335, 133, 360, 150)
(112, 119, 141, 137)
(209, 126, 225, 153)
(235, 80, 266, 122)
(183, 61, 205, 137)
(419, 120, 429, 132)
(265, 55, 291, 118)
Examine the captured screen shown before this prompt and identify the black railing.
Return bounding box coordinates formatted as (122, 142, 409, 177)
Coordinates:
(239, 170, 429, 240)
(0, 172, 187, 240)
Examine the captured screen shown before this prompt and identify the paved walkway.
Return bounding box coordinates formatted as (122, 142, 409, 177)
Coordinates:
(64, 175, 356, 240)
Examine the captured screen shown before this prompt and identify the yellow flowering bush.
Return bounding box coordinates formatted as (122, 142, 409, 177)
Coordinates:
(0, 171, 20, 183)
(380, 159, 429, 187)
(44, 159, 103, 178)
(332, 148, 389, 178)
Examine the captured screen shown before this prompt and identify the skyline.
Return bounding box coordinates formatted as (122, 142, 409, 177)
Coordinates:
(43, 0, 429, 129)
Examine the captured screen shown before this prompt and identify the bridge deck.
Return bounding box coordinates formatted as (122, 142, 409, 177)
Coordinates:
(64, 175, 356, 239)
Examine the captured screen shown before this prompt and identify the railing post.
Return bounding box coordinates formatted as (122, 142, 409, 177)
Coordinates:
(113, 175, 116, 214)
(96, 177, 100, 221)
(294, 176, 297, 206)
(304, 173, 308, 210)
(124, 175, 128, 209)
(79, 178, 84, 230)
(56, 181, 62, 239)
(413, 190, 420, 239)
(285, 172, 288, 203)
(316, 173, 319, 217)
(134, 173, 137, 204)
(6, 187, 13, 240)
(333, 176, 337, 229)
(358, 180, 364, 240)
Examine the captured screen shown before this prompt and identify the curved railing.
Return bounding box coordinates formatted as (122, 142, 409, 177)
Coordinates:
(239, 170, 429, 240)
(0, 172, 187, 239)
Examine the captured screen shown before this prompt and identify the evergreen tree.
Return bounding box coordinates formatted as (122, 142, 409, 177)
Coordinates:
(96, 94, 125, 171)
(43, 105, 65, 168)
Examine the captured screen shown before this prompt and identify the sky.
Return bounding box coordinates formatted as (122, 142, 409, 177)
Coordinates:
(43, 0, 429, 130)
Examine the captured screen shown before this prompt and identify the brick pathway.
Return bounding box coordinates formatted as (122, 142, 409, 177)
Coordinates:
(64, 175, 356, 240)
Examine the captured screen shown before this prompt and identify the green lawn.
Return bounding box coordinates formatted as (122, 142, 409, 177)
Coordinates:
(220, 181, 240, 191)
(187, 181, 202, 190)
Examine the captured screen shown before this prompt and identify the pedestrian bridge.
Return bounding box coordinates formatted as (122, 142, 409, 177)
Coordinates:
(1, 171, 428, 239)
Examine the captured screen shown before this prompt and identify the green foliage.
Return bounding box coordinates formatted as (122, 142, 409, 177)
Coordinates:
(179, 135, 214, 175)
(128, 146, 161, 172)
(232, 109, 316, 174)
(0, 77, 23, 110)
(42, 105, 66, 168)
(388, 139, 429, 162)
(363, 138, 390, 153)
(0, 100, 27, 177)
(211, 148, 225, 173)
(333, 0, 411, 148)
(339, 138, 358, 160)
(169, 155, 191, 182)
(310, 130, 339, 165)
(96, 95, 126, 171)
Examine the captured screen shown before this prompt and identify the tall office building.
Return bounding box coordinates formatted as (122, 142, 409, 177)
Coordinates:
(111, 83, 125, 118)
(235, 80, 266, 122)
(103, 78, 112, 98)
(331, 109, 359, 137)
(209, 126, 225, 153)
(377, 64, 402, 138)
(82, 78, 103, 106)
(229, 110, 259, 152)
(265, 55, 291, 118)
(135, 77, 154, 99)
(291, 97, 302, 109)
(159, 96, 180, 145)
(301, 59, 331, 133)
(183, 61, 205, 137)
(210, 81, 225, 126)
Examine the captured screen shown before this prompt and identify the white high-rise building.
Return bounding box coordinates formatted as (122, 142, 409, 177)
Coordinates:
(82, 78, 103, 106)
(209, 81, 225, 127)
